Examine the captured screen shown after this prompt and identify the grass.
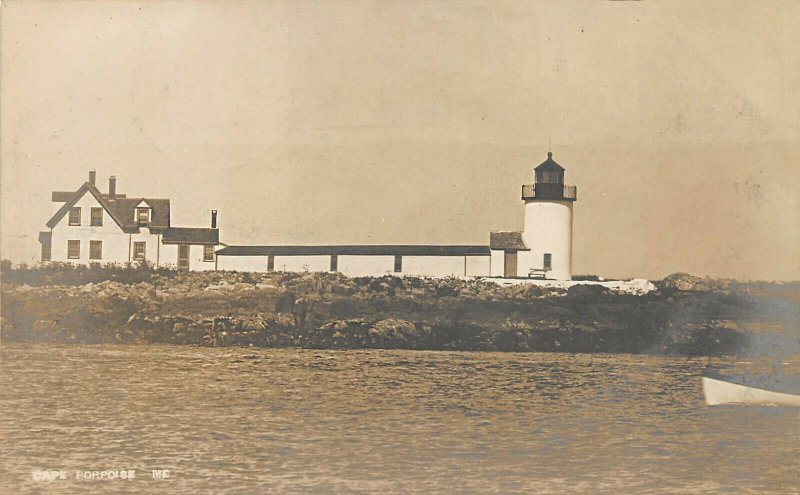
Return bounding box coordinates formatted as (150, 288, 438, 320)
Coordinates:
(0, 260, 177, 286)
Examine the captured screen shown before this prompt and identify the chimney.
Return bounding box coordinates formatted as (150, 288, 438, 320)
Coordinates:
(109, 176, 116, 200)
(89, 170, 96, 186)
(211, 210, 218, 229)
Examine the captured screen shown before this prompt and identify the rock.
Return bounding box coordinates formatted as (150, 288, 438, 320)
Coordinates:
(567, 284, 610, 298)
(33, 320, 58, 332)
(242, 316, 268, 332)
(2, 263, 785, 355)
(368, 319, 420, 341)
(0, 317, 14, 333)
(501, 319, 532, 331)
(624, 278, 657, 295)
(275, 292, 296, 313)
(523, 284, 552, 298)
(660, 273, 709, 291)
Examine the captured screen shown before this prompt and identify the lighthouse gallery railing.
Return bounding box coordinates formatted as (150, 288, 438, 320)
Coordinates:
(521, 184, 577, 200)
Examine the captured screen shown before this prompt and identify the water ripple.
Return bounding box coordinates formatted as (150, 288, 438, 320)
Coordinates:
(1, 344, 797, 494)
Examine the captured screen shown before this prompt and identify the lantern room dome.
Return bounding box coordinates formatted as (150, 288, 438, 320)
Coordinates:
(534, 151, 565, 172)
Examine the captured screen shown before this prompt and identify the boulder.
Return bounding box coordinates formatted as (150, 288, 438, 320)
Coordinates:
(567, 284, 610, 298)
(242, 316, 268, 332)
(368, 319, 421, 341)
(275, 291, 296, 313)
(660, 273, 709, 291)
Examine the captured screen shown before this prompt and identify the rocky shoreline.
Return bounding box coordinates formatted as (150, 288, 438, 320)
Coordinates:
(1, 264, 798, 356)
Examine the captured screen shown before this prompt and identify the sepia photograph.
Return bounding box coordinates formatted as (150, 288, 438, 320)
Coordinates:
(1, 0, 798, 493)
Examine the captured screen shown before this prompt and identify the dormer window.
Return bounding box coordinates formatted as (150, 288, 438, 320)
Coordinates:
(136, 207, 151, 226)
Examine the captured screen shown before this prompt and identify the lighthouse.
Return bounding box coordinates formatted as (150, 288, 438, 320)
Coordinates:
(518, 151, 577, 280)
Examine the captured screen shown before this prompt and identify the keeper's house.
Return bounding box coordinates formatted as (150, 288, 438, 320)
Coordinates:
(215, 151, 578, 280)
(39, 171, 220, 271)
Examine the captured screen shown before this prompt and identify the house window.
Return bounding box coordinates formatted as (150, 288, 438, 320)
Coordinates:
(136, 208, 150, 226)
(133, 241, 146, 261)
(203, 245, 215, 262)
(543, 253, 552, 270)
(89, 240, 103, 260)
(41, 243, 51, 261)
(267, 255, 275, 272)
(394, 255, 402, 273)
(330, 255, 338, 272)
(68, 207, 81, 226)
(67, 240, 80, 259)
(90, 207, 103, 226)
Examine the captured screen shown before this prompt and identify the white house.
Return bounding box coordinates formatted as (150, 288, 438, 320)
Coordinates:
(216, 152, 578, 280)
(39, 171, 220, 271)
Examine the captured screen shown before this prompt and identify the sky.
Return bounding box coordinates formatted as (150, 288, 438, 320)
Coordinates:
(2, 0, 798, 280)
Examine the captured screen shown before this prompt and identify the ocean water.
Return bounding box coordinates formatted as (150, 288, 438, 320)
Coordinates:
(1, 344, 797, 494)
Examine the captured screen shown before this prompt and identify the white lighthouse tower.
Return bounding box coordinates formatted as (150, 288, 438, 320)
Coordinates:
(518, 151, 577, 280)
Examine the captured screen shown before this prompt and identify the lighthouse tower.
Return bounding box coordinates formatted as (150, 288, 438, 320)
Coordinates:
(519, 152, 577, 280)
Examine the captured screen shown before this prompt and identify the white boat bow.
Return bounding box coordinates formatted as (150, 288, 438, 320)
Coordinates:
(702, 375, 800, 407)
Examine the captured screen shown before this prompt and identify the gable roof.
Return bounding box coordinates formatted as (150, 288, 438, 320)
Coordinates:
(106, 198, 170, 229)
(489, 231, 529, 251)
(534, 151, 565, 172)
(46, 182, 170, 232)
(216, 245, 491, 257)
(162, 227, 219, 245)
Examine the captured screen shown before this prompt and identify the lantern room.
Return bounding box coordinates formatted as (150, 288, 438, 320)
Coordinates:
(521, 151, 577, 201)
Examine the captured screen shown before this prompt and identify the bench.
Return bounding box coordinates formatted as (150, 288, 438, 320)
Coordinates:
(528, 268, 550, 279)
